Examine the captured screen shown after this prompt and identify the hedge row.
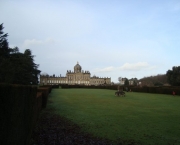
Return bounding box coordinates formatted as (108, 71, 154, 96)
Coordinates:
(40, 84, 59, 90)
(34, 92, 42, 124)
(0, 84, 36, 145)
(60, 84, 180, 96)
(61, 84, 118, 90)
(0, 84, 51, 145)
(37, 87, 50, 108)
(132, 86, 180, 95)
(39, 85, 53, 93)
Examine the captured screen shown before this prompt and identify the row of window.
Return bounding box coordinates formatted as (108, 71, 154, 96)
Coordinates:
(43, 80, 67, 83)
(68, 81, 89, 84)
(68, 76, 89, 80)
(90, 81, 105, 84)
(42, 80, 89, 84)
(90, 80, 110, 83)
(42, 80, 110, 84)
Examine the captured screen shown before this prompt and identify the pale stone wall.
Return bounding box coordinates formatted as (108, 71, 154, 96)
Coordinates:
(40, 75, 111, 86)
(66, 71, 91, 85)
(40, 62, 111, 85)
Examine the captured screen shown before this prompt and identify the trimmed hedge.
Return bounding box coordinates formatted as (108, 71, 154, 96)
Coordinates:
(33, 92, 42, 124)
(60, 84, 180, 96)
(39, 85, 52, 93)
(0, 84, 37, 145)
(132, 86, 180, 95)
(37, 87, 50, 108)
(51, 85, 59, 89)
(39, 85, 59, 92)
(60, 84, 118, 90)
(0, 84, 53, 145)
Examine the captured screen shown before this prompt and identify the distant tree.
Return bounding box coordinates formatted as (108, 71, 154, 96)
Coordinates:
(124, 78, 129, 86)
(24, 49, 40, 84)
(0, 23, 9, 58)
(0, 23, 9, 82)
(166, 66, 180, 86)
(0, 24, 41, 85)
(11, 46, 19, 54)
(139, 74, 167, 86)
(154, 81, 163, 86)
(41, 72, 49, 76)
(133, 78, 138, 86)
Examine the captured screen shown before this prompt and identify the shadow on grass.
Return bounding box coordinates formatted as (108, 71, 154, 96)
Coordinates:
(30, 106, 140, 145)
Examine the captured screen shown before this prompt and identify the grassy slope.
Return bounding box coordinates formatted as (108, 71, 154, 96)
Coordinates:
(48, 88, 180, 144)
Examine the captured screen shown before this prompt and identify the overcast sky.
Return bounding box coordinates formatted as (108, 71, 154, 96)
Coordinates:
(1, 0, 180, 82)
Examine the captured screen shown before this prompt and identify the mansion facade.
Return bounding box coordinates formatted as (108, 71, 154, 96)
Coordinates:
(40, 62, 111, 86)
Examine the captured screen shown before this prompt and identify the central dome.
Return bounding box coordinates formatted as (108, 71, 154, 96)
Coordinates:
(74, 62, 82, 73)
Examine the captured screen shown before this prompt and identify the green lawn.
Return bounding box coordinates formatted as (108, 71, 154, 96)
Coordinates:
(48, 88, 180, 144)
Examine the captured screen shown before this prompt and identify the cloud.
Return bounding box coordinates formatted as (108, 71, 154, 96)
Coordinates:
(91, 62, 156, 74)
(91, 66, 114, 73)
(22, 38, 55, 49)
(119, 62, 150, 71)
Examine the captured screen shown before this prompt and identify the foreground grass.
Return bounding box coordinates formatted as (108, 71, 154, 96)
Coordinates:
(48, 88, 180, 144)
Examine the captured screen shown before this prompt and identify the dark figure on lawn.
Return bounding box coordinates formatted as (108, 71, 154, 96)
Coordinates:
(115, 90, 125, 97)
(172, 91, 176, 96)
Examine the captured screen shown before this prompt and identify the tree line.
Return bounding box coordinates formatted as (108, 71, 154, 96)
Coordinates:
(139, 67, 180, 87)
(119, 69, 180, 87)
(166, 66, 180, 86)
(0, 23, 41, 85)
(139, 74, 167, 86)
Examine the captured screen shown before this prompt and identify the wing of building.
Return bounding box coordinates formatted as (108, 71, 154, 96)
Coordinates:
(40, 62, 111, 86)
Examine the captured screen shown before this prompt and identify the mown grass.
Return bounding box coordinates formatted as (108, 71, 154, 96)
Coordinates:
(48, 88, 180, 144)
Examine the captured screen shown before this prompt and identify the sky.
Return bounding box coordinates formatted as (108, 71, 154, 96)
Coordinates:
(1, 0, 180, 83)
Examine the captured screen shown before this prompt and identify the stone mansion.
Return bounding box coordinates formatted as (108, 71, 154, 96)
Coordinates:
(40, 62, 111, 86)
